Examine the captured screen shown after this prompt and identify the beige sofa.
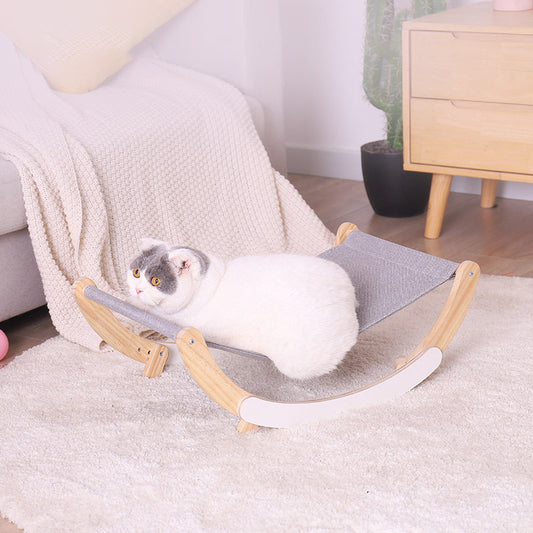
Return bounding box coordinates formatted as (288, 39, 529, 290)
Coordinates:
(0, 0, 286, 323)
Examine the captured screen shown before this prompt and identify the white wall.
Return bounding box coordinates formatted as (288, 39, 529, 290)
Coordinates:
(147, 0, 287, 173)
(280, 0, 383, 181)
(281, 0, 533, 201)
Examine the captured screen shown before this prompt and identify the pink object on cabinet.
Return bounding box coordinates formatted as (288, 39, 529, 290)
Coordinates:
(494, 0, 533, 11)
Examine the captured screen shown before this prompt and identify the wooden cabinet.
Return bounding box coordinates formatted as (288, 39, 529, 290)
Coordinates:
(403, 1, 533, 238)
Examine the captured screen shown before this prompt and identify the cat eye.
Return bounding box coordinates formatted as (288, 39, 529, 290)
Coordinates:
(133, 268, 140, 278)
(151, 277, 161, 287)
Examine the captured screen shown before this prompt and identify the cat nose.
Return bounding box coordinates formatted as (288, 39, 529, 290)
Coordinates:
(136, 288, 143, 294)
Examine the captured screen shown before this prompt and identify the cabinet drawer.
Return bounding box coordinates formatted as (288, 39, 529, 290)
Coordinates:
(410, 31, 533, 105)
(410, 98, 533, 175)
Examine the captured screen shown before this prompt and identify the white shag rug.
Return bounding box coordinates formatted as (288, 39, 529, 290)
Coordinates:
(0, 274, 532, 533)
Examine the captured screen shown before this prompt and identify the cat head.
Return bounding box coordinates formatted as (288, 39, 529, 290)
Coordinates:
(127, 238, 210, 313)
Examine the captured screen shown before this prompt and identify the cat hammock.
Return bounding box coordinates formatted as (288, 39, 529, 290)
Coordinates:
(74, 223, 479, 432)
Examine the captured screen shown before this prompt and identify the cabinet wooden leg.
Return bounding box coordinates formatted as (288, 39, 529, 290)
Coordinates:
(480, 178, 498, 208)
(424, 174, 453, 239)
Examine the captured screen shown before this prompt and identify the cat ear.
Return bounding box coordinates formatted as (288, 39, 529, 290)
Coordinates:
(168, 248, 201, 277)
(139, 237, 168, 251)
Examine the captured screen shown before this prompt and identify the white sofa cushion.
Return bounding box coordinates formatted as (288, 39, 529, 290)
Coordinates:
(0, 158, 26, 235)
(0, 0, 196, 93)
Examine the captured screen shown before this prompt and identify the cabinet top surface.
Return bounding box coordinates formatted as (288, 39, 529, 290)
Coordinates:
(404, 1, 533, 33)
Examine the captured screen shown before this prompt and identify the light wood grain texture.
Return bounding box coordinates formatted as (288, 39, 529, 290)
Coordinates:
(402, 25, 412, 167)
(74, 278, 169, 378)
(334, 222, 358, 246)
(410, 98, 533, 177)
(425, 174, 453, 239)
(395, 260, 480, 368)
(480, 179, 498, 208)
(405, 1, 533, 34)
(175, 327, 255, 431)
(403, 2, 533, 237)
(236, 420, 259, 433)
(410, 30, 533, 105)
(403, 161, 533, 184)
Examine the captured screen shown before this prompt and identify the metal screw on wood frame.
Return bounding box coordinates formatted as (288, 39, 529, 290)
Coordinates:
(189, 339, 195, 345)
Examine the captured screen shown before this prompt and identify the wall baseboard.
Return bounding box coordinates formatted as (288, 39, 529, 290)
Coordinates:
(286, 144, 363, 181)
(286, 144, 533, 202)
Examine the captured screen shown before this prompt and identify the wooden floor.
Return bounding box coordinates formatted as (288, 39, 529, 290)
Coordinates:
(0, 174, 532, 532)
(288, 174, 533, 277)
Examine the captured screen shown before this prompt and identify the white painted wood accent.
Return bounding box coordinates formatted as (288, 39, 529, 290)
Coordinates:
(238, 347, 443, 429)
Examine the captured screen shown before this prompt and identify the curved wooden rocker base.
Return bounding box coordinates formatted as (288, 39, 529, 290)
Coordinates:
(74, 222, 480, 433)
(177, 327, 443, 431)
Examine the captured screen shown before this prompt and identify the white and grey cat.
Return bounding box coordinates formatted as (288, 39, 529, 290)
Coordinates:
(127, 238, 358, 380)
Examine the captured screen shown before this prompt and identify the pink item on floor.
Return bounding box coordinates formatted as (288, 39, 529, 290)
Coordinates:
(0, 329, 8, 360)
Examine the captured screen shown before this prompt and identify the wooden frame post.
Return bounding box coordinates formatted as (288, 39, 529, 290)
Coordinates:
(176, 327, 258, 432)
(75, 279, 169, 377)
(395, 260, 480, 368)
(425, 174, 453, 239)
(334, 222, 358, 246)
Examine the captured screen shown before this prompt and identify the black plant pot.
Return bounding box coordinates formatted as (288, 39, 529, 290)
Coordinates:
(361, 140, 431, 218)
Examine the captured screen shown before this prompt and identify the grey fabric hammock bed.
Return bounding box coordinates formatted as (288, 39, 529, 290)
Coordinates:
(75, 223, 480, 432)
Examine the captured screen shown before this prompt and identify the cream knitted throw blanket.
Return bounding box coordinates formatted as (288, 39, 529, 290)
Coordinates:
(0, 34, 333, 350)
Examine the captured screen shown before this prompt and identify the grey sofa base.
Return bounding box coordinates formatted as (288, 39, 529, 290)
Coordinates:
(0, 228, 46, 323)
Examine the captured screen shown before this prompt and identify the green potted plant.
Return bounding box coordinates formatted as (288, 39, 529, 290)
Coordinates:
(362, 0, 446, 217)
